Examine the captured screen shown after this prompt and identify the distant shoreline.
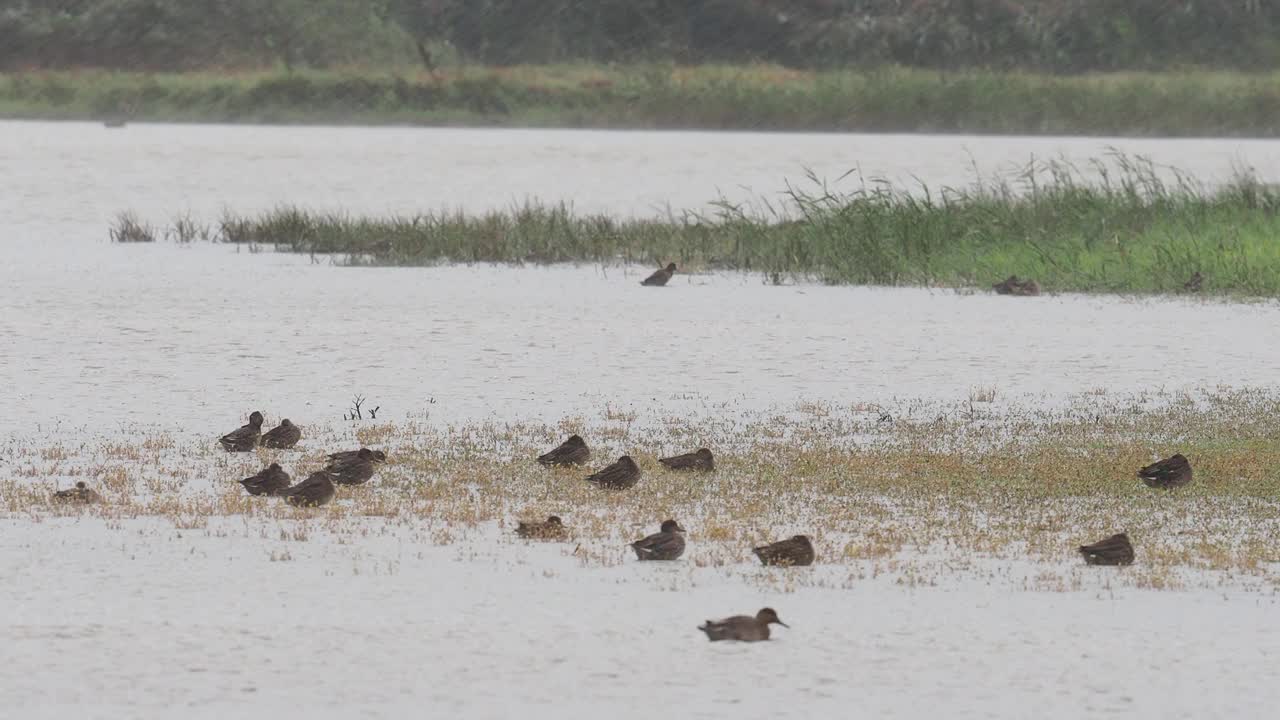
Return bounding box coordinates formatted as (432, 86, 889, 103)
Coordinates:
(4, 65, 1280, 137)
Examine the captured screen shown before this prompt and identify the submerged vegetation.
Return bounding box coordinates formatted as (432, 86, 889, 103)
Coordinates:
(7, 65, 1280, 136)
(6, 390, 1280, 590)
(123, 156, 1280, 296)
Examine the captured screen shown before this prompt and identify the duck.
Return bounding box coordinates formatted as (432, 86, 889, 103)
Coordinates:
(52, 481, 101, 505)
(640, 263, 677, 286)
(219, 411, 264, 452)
(515, 515, 568, 540)
(1184, 271, 1204, 292)
(239, 463, 291, 496)
(1137, 453, 1192, 489)
(992, 275, 1040, 296)
(260, 419, 302, 449)
(752, 535, 815, 566)
(584, 455, 641, 490)
(1079, 532, 1135, 566)
(698, 608, 788, 642)
(537, 434, 590, 467)
(327, 448, 387, 464)
(279, 471, 336, 507)
(324, 448, 376, 485)
(658, 448, 714, 472)
(630, 519, 686, 561)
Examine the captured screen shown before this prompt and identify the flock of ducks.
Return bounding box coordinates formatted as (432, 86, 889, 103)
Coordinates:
(48, 410, 1197, 642)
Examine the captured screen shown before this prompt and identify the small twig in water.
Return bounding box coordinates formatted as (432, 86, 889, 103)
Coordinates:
(368, 406, 380, 419)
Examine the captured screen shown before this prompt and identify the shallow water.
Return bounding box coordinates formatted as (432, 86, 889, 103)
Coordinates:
(5, 122, 1280, 718)
(1, 242, 1276, 437)
(5, 120, 1280, 239)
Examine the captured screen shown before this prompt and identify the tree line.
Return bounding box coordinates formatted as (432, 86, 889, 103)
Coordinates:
(2, 0, 1278, 72)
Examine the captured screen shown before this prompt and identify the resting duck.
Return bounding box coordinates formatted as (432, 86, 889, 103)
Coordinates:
(992, 275, 1040, 296)
(219, 411, 264, 452)
(515, 515, 568, 540)
(327, 448, 387, 464)
(280, 471, 336, 507)
(239, 463, 291, 496)
(52, 481, 102, 505)
(1079, 532, 1135, 566)
(325, 448, 376, 485)
(658, 448, 714, 472)
(537, 434, 590, 467)
(260, 419, 302, 449)
(752, 535, 815, 567)
(584, 455, 641, 490)
(630, 519, 686, 561)
(1137, 453, 1192, 489)
(640, 263, 677, 286)
(698, 608, 788, 642)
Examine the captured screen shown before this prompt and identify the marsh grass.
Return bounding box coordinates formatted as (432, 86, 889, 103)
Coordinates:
(6, 66, 1280, 136)
(5, 390, 1280, 591)
(108, 211, 156, 243)
(134, 155, 1280, 295)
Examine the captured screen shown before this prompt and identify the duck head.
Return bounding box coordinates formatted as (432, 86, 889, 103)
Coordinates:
(665, 263, 677, 272)
(357, 448, 374, 460)
(618, 455, 637, 469)
(546, 515, 563, 526)
(695, 448, 713, 459)
(756, 608, 788, 627)
(249, 411, 264, 427)
(566, 434, 585, 447)
(660, 519, 685, 533)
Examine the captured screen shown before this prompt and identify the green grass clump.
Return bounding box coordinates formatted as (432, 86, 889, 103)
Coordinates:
(7, 65, 1280, 136)
(129, 155, 1280, 296)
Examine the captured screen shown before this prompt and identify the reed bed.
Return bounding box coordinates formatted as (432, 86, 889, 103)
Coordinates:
(5, 390, 1280, 591)
(7, 65, 1280, 136)
(127, 156, 1280, 295)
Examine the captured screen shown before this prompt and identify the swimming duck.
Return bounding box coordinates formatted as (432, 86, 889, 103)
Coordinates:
(280, 471, 336, 507)
(537, 434, 590, 467)
(1079, 532, 1135, 566)
(515, 515, 568, 540)
(1137, 453, 1192, 489)
(219, 411, 264, 452)
(324, 448, 376, 485)
(584, 455, 641, 490)
(260, 419, 302, 449)
(630, 519, 686, 561)
(640, 263, 677, 286)
(698, 608, 788, 642)
(52, 481, 101, 505)
(239, 463, 291, 496)
(752, 535, 815, 567)
(658, 448, 714, 472)
(327, 448, 387, 464)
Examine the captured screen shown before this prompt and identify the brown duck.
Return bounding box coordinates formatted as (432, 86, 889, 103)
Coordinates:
(328, 448, 387, 464)
(753, 535, 815, 567)
(992, 275, 1040, 296)
(1137, 453, 1192, 489)
(1079, 532, 1135, 566)
(698, 608, 788, 642)
(325, 448, 376, 485)
(219, 411, 264, 452)
(52, 481, 101, 505)
(537, 434, 590, 467)
(260, 419, 302, 449)
(630, 519, 686, 561)
(280, 471, 336, 507)
(640, 263, 677, 286)
(585, 455, 640, 490)
(658, 448, 714, 472)
(515, 515, 568, 540)
(239, 463, 291, 496)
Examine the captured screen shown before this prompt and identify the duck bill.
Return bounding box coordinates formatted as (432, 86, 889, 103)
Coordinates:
(776, 620, 790, 628)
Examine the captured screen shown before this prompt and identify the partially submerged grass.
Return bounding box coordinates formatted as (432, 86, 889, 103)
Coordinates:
(108, 211, 156, 243)
(5, 389, 1280, 591)
(126, 155, 1280, 295)
(7, 65, 1280, 136)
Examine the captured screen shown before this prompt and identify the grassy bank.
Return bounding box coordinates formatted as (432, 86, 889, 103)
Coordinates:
(8, 65, 1280, 136)
(7, 391, 1280, 588)
(126, 158, 1280, 296)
